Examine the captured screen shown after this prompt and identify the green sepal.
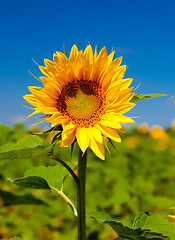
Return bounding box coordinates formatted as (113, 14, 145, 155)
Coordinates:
(130, 93, 171, 103)
(51, 131, 61, 144)
(0, 189, 47, 206)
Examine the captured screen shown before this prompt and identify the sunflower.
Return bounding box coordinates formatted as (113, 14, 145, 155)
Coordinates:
(24, 44, 135, 160)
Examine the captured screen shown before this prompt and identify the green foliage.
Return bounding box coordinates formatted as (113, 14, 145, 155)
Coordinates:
(13, 176, 51, 190)
(131, 93, 170, 103)
(133, 212, 175, 239)
(25, 164, 74, 190)
(0, 189, 47, 206)
(89, 211, 174, 239)
(1, 123, 175, 239)
(0, 135, 52, 160)
(12, 164, 75, 191)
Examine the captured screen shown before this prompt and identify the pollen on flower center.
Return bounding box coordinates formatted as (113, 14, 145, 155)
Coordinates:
(57, 80, 106, 127)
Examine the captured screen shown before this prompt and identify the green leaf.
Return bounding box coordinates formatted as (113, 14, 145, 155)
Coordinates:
(0, 135, 42, 151)
(0, 135, 52, 160)
(133, 212, 175, 240)
(130, 93, 171, 103)
(0, 189, 47, 206)
(13, 176, 51, 189)
(88, 211, 114, 223)
(89, 211, 168, 239)
(24, 164, 75, 190)
(88, 211, 145, 239)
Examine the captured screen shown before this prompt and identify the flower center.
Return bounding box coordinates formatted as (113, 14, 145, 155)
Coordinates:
(57, 80, 106, 127)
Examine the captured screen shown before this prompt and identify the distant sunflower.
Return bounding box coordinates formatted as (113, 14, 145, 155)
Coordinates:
(168, 207, 175, 224)
(24, 44, 135, 160)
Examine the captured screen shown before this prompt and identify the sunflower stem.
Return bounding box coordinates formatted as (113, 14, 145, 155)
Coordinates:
(77, 148, 87, 240)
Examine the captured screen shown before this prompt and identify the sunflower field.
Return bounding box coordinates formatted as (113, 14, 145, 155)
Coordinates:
(1, 122, 175, 240)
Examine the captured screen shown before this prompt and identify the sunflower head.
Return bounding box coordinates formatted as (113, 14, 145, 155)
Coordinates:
(24, 44, 135, 160)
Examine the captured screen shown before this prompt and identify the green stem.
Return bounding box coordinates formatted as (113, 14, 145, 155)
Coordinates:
(53, 156, 79, 184)
(51, 187, 78, 217)
(77, 148, 87, 240)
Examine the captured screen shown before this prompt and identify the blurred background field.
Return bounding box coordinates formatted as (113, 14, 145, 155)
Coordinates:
(1, 122, 175, 240)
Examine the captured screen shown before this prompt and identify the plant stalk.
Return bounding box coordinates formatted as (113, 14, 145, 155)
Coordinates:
(77, 148, 87, 240)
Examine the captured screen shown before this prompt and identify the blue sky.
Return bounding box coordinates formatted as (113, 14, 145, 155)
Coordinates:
(0, 0, 175, 129)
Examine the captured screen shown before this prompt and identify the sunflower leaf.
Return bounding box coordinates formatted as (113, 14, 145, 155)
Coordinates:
(23, 164, 75, 190)
(133, 212, 175, 239)
(0, 135, 52, 160)
(130, 93, 171, 103)
(88, 211, 170, 239)
(0, 189, 47, 206)
(12, 176, 51, 189)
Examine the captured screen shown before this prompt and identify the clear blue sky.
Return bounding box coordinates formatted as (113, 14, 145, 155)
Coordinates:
(0, 0, 175, 129)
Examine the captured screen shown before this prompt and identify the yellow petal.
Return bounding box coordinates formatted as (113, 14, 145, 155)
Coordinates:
(90, 126, 103, 143)
(45, 113, 68, 127)
(111, 65, 127, 83)
(89, 134, 105, 160)
(39, 66, 50, 77)
(84, 44, 93, 64)
(54, 52, 69, 67)
(62, 121, 76, 131)
(98, 124, 121, 143)
(69, 44, 78, 62)
(39, 106, 58, 114)
(45, 113, 62, 121)
(61, 129, 76, 147)
(100, 57, 123, 90)
(93, 47, 108, 82)
(105, 78, 133, 95)
(23, 94, 43, 107)
(106, 113, 135, 124)
(106, 102, 135, 114)
(44, 59, 58, 75)
(28, 87, 56, 106)
(117, 89, 134, 103)
(107, 51, 115, 64)
(99, 118, 122, 129)
(28, 109, 41, 118)
(42, 79, 61, 99)
(106, 87, 120, 103)
(76, 127, 89, 153)
(168, 215, 175, 220)
(60, 122, 76, 147)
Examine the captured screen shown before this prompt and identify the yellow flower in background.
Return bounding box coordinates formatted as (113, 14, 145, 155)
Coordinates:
(24, 44, 135, 160)
(168, 207, 175, 224)
(138, 123, 149, 134)
(149, 125, 167, 140)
